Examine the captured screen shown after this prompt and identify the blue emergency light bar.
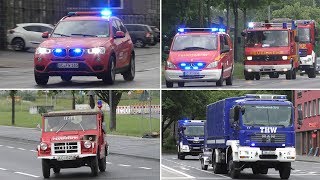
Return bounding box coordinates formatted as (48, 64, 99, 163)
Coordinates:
(245, 94, 287, 100)
(179, 62, 206, 70)
(177, 27, 226, 33)
(67, 9, 112, 19)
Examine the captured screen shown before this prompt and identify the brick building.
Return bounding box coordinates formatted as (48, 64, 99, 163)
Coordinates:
(0, 0, 160, 49)
(294, 90, 320, 155)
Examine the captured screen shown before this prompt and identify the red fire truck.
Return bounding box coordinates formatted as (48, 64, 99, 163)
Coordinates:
(296, 20, 318, 78)
(242, 21, 299, 80)
(37, 106, 108, 178)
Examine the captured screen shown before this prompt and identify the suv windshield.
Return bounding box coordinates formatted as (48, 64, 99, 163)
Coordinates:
(52, 20, 109, 38)
(246, 30, 288, 47)
(298, 27, 311, 43)
(172, 34, 217, 51)
(242, 105, 292, 127)
(44, 115, 97, 132)
(184, 126, 204, 136)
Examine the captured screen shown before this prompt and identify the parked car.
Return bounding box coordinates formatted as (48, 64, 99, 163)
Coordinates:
(7, 23, 54, 51)
(300, 57, 320, 75)
(150, 26, 160, 42)
(124, 24, 155, 47)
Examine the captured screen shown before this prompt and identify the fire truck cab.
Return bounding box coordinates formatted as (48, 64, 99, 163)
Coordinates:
(37, 108, 108, 178)
(296, 20, 318, 78)
(242, 21, 299, 80)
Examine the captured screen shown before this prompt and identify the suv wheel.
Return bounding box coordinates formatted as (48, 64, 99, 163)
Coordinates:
(102, 56, 116, 84)
(135, 39, 145, 48)
(42, 159, 50, 178)
(166, 81, 173, 88)
(123, 54, 135, 81)
(61, 75, 72, 82)
(12, 38, 25, 51)
(34, 71, 49, 86)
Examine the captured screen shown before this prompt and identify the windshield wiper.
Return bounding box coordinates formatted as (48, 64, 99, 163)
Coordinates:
(71, 33, 97, 37)
(180, 47, 210, 51)
(78, 123, 85, 132)
(56, 121, 69, 133)
(53, 33, 70, 37)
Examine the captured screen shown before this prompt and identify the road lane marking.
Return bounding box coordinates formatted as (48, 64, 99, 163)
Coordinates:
(30, 150, 37, 152)
(6, 146, 14, 149)
(118, 164, 131, 167)
(106, 162, 112, 164)
(14, 171, 39, 178)
(308, 172, 316, 174)
(0, 145, 3, 147)
(139, 167, 152, 170)
(17, 148, 26, 151)
(161, 164, 194, 179)
(180, 167, 190, 171)
(0, 168, 7, 171)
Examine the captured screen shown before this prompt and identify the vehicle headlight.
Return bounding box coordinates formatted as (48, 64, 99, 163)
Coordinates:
(36, 47, 51, 55)
(166, 61, 176, 69)
(40, 142, 48, 151)
(282, 56, 288, 60)
(87, 47, 106, 54)
(206, 61, 219, 68)
(84, 141, 92, 149)
(246, 56, 253, 60)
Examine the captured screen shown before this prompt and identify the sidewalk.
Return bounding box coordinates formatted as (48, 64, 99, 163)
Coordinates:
(296, 155, 320, 163)
(0, 125, 160, 160)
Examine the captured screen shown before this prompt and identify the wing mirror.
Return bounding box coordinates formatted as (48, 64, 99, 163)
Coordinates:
(115, 31, 125, 38)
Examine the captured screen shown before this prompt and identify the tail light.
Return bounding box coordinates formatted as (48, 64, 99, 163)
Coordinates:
(8, 29, 15, 34)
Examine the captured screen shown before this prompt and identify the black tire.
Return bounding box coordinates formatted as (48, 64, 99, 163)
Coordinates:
(53, 167, 60, 174)
(216, 68, 224, 86)
(98, 155, 107, 172)
(226, 74, 233, 86)
(252, 167, 260, 175)
(42, 159, 50, 178)
(279, 162, 291, 179)
(90, 156, 99, 176)
(34, 71, 49, 86)
(123, 53, 135, 81)
(269, 73, 279, 78)
(244, 71, 254, 80)
(135, 39, 146, 48)
(292, 69, 297, 79)
(12, 38, 25, 51)
(201, 159, 208, 170)
(178, 82, 185, 87)
(308, 68, 316, 78)
(166, 81, 173, 88)
(61, 75, 72, 82)
(228, 154, 240, 179)
(254, 73, 260, 80)
(102, 56, 116, 84)
(286, 70, 293, 80)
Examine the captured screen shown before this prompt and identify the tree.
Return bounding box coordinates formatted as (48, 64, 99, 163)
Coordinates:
(95, 90, 126, 131)
(9, 90, 17, 125)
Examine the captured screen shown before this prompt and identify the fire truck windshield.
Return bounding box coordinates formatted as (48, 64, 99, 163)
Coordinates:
(242, 105, 292, 127)
(246, 30, 288, 47)
(184, 126, 204, 136)
(52, 20, 110, 38)
(44, 115, 97, 132)
(298, 28, 311, 43)
(172, 35, 217, 51)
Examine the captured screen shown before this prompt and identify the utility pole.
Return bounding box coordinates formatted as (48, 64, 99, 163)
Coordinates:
(109, 90, 113, 131)
(149, 91, 152, 133)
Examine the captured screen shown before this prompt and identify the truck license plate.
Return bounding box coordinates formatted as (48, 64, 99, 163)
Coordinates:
(262, 151, 275, 155)
(183, 71, 199, 76)
(57, 63, 79, 69)
(56, 155, 76, 161)
(193, 147, 200, 149)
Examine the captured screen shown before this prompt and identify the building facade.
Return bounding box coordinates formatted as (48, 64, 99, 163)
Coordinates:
(294, 90, 320, 155)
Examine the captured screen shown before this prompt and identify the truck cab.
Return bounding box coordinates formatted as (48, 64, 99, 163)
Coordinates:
(296, 20, 318, 78)
(37, 107, 108, 178)
(177, 120, 205, 160)
(242, 21, 299, 80)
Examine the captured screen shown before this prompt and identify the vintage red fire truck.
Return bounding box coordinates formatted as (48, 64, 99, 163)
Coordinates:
(37, 107, 108, 178)
(242, 21, 299, 80)
(296, 20, 318, 78)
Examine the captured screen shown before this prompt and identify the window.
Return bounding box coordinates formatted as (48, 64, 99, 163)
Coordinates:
(117, 20, 127, 33)
(304, 102, 307, 118)
(111, 20, 120, 35)
(23, 26, 41, 32)
(108, 0, 123, 9)
(40, 26, 53, 33)
(313, 100, 317, 116)
(309, 101, 312, 117)
(318, 99, 320, 115)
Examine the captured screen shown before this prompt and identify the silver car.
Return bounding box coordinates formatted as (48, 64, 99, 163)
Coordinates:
(7, 23, 54, 51)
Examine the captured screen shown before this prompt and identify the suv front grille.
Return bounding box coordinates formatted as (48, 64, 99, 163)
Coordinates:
(53, 142, 79, 154)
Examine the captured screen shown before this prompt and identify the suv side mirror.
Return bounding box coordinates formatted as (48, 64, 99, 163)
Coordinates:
(298, 109, 303, 125)
(220, 45, 230, 54)
(115, 31, 125, 38)
(294, 36, 299, 42)
(164, 46, 170, 54)
(42, 32, 49, 38)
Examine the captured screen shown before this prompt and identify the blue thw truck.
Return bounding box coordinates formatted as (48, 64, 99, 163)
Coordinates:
(200, 94, 303, 179)
(177, 120, 205, 160)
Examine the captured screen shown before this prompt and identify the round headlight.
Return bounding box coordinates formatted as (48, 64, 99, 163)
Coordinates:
(40, 142, 48, 151)
(84, 141, 92, 149)
(246, 56, 253, 60)
(282, 56, 288, 60)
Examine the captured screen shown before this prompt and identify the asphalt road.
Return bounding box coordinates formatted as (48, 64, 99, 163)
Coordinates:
(0, 45, 160, 89)
(162, 75, 320, 89)
(0, 138, 159, 180)
(162, 154, 320, 180)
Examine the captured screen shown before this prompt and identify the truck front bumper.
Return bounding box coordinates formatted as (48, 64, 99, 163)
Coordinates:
(235, 147, 295, 162)
(244, 64, 292, 73)
(165, 69, 222, 82)
(38, 153, 96, 160)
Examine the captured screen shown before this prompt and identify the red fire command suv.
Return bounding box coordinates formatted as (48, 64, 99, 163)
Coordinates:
(37, 108, 108, 178)
(164, 28, 234, 88)
(34, 9, 135, 85)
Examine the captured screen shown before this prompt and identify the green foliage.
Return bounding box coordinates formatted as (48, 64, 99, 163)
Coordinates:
(22, 93, 36, 102)
(38, 106, 48, 114)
